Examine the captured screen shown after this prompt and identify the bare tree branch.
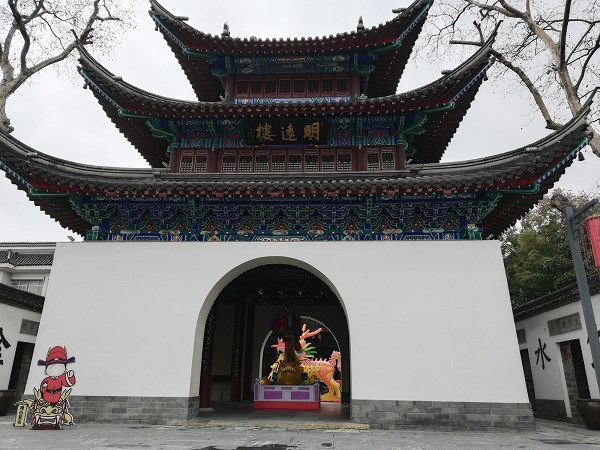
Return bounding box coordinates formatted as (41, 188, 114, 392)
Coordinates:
(575, 33, 600, 92)
(567, 22, 596, 64)
(465, 0, 517, 17)
(559, 0, 572, 70)
(492, 49, 564, 130)
(0, 0, 131, 132)
(421, 0, 600, 158)
(8, 0, 32, 73)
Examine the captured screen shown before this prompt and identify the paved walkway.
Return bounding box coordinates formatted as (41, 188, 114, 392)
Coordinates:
(1, 413, 600, 449)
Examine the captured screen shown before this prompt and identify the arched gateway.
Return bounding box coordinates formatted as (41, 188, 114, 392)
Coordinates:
(193, 258, 350, 407)
(2, 0, 593, 430)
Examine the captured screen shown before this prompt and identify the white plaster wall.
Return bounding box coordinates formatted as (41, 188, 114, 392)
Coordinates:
(0, 304, 41, 390)
(27, 240, 528, 404)
(516, 292, 600, 404)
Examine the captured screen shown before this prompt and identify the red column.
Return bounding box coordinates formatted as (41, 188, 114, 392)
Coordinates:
(229, 300, 246, 402)
(242, 304, 255, 401)
(199, 307, 217, 408)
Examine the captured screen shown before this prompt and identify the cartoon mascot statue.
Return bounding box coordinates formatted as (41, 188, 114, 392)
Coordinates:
(14, 346, 76, 429)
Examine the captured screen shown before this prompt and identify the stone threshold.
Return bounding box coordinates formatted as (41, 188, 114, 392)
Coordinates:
(166, 419, 369, 430)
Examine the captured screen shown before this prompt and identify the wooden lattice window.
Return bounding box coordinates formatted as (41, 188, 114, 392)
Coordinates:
(307, 79, 320, 94)
(288, 154, 302, 172)
(381, 151, 395, 170)
(222, 154, 236, 172)
(279, 79, 291, 95)
(367, 152, 380, 171)
(322, 78, 334, 94)
(336, 78, 348, 94)
(338, 153, 352, 171)
(239, 154, 253, 172)
(256, 154, 269, 171)
(264, 79, 277, 95)
(234, 75, 351, 99)
(304, 153, 319, 171)
(293, 79, 306, 96)
(251, 80, 263, 95)
(272, 154, 286, 171)
(180, 154, 193, 172)
(321, 154, 335, 171)
(236, 80, 249, 95)
(195, 154, 207, 172)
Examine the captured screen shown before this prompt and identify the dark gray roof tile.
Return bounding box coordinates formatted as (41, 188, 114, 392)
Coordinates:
(0, 283, 44, 313)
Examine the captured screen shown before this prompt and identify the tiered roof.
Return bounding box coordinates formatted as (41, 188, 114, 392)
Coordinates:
(0, 100, 591, 239)
(0, 1, 594, 242)
(149, 0, 433, 101)
(78, 32, 494, 167)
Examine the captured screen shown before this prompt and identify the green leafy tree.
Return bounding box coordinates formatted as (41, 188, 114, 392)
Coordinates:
(502, 190, 595, 306)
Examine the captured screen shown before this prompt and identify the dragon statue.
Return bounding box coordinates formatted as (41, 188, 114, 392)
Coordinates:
(15, 387, 74, 429)
(262, 323, 342, 402)
(301, 351, 342, 402)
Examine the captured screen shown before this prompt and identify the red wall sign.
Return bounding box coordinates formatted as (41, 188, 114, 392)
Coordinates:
(586, 216, 600, 268)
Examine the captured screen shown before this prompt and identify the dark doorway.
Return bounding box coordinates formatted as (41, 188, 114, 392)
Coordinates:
(8, 341, 35, 406)
(560, 339, 590, 420)
(200, 264, 350, 406)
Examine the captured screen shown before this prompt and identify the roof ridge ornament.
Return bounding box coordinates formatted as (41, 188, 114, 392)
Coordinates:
(357, 16, 365, 33)
(221, 22, 230, 39)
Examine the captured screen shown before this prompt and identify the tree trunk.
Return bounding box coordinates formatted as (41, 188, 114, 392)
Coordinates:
(587, 132, 600, 159)
(0, 94, 13, 133)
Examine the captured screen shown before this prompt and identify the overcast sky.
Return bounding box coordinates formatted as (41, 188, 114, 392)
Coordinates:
(1, 0, 599, 243)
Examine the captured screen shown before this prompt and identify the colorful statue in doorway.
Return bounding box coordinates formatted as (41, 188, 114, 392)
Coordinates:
(301, 351, 342, 402)
(14, 346, 76, 429)
(271, 306, 303, 363)
(262, 322, 342, 402)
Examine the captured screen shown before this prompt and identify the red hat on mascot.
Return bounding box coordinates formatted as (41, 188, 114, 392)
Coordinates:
(37, 346, 76, 366)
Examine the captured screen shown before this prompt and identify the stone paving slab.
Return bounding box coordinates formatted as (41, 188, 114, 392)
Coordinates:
(166, 419, 370, 430)
(1, 416, 600, 449)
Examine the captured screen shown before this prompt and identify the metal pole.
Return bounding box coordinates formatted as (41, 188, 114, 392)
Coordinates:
(563, 201, 600, 393)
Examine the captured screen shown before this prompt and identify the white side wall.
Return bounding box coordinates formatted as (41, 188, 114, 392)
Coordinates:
(0, 304, 41, 390)
(515, 292, 600, 405)
(26, 241, 528, 404)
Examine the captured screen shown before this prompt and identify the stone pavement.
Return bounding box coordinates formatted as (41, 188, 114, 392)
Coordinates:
(1, 415, 600, 449)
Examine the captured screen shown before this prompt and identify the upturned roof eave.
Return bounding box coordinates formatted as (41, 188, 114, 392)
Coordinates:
(0, 103, 590, 239)
(149, 0, 433, 55)
(0, 100, 590, 191)
(149, 0, 433, 100)
(78, 35, 494, 119)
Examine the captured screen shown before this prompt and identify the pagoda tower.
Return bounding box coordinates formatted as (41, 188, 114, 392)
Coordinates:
(0, 0, 593, 428)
